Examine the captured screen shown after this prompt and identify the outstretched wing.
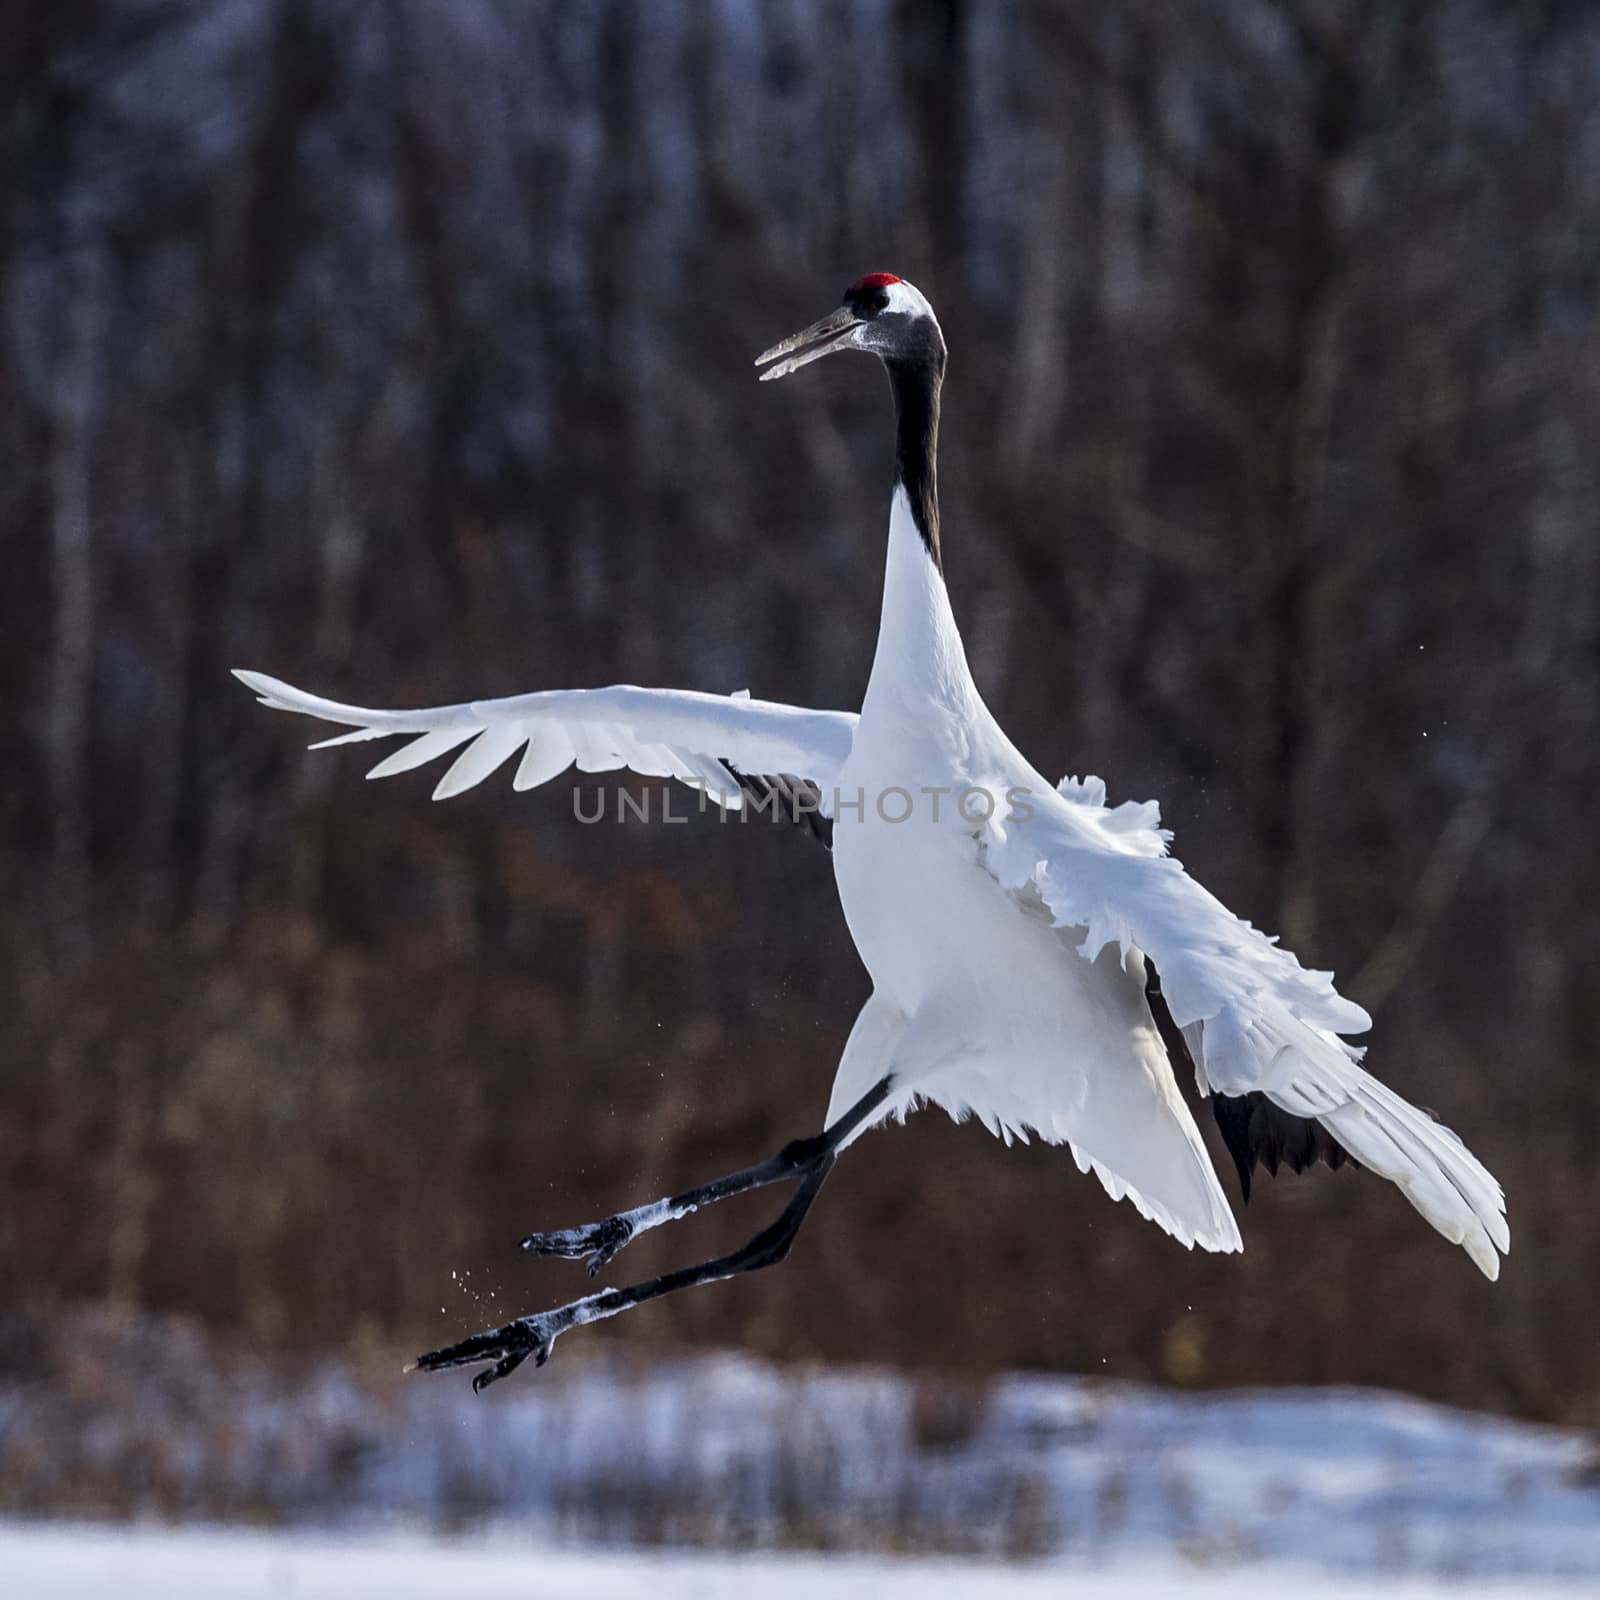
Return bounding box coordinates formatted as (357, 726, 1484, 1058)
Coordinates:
(234, 670, 855, 817)
(981, 774, 1509, 1280)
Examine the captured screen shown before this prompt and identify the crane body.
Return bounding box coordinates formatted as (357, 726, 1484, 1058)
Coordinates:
(238, 274, 1506, 1390)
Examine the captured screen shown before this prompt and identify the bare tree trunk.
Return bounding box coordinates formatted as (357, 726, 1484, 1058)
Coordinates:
(1262, 4, 1370, 947)
(46, 248, 104, 972)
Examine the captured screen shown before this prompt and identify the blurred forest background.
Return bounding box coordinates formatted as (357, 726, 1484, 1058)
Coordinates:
(1, 0, 1596, 1427)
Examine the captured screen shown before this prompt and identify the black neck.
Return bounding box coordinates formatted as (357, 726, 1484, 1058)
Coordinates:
(887, 355, 943, 571)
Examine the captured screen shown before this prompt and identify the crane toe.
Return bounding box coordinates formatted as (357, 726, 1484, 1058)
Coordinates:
(412, 1313, 556, 1392)
(521, 1214, 635, 1275)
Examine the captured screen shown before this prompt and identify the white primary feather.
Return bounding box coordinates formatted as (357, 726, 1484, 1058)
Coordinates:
(233, 670, 856, 815)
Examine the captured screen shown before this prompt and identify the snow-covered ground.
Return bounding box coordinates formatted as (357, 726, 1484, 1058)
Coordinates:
(7, 1522, 1598, 1600)
(8, 1308, 1600, 1585)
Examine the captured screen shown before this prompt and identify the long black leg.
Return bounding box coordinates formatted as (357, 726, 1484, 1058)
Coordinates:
(519, 1073, 896, 1274)
(416, 1157, 836, 1392)
(412, 1074, 894, 1392)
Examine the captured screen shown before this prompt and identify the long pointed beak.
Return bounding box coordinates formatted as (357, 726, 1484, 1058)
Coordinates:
(754, 306, 863, 382)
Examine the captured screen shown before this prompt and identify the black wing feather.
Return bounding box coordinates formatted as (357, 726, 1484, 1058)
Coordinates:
(1143, 958, 1356, 1202)
(733, 772, 834, 850)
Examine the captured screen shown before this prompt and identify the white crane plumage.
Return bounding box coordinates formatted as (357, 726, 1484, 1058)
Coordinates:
(238, 273, 1506, 1389)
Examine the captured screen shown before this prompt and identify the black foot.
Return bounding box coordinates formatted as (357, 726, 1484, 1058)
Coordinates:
(411, 1080, 893, 1396)
(521, 1212, 636, 1276)
(411, 1312, 559, 1393)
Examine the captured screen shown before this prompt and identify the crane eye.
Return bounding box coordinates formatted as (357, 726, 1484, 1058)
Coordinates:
(844, 284, 891, 318)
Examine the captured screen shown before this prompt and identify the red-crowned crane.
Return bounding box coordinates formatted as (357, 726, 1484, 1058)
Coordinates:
(237, 274, 1507, 1390)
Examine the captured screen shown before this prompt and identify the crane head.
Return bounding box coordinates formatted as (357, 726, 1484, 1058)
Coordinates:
(755, 274, 945, 382)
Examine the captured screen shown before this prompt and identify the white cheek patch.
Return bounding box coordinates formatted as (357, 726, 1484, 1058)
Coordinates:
(882, 280, 934, 321)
